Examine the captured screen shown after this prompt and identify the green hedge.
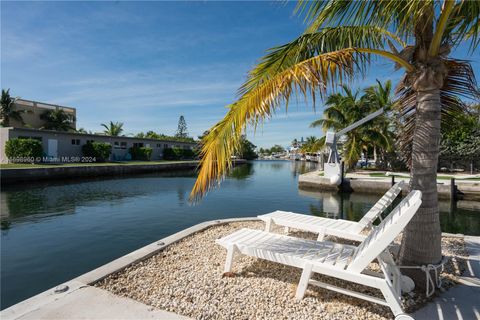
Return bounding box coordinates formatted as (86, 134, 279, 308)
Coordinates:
(129, 146, 153, 161)
(5, 138, 43, 162)
(163, 147, 195, 160)
(82, 141, 111, 162)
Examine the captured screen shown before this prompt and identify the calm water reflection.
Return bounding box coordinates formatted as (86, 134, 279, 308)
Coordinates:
(1, 160, 478, 309)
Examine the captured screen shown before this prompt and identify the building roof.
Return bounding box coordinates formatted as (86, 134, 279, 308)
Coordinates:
(3, 127, 198, 145)
(15, 99, 76, 113)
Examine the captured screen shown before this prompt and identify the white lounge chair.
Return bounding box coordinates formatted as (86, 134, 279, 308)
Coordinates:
(258, 181, 405, 241)
(216, 190, 421, 317)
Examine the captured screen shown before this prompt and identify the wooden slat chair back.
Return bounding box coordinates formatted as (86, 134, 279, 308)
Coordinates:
(353, 181, 406, 233)
(347, 190, 422, 273)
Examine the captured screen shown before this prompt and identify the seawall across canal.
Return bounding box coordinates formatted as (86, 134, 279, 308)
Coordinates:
(0, 160, 246, 185)
(298, 170, 480, 201)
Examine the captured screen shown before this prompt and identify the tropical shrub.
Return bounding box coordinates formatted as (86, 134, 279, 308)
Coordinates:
(129, 146, 153, 161)
(183, 148, 196, 159)
(5, 138, 43, 162)
(134, 131, 196, 143)
(237, 135, 258, 160)
(163, 147, 195, 160)
(82, 141, 111, 162)
(439, 107, 480, 173)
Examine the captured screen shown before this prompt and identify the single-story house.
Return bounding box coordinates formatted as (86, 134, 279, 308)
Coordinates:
(0, 127, 197, 163)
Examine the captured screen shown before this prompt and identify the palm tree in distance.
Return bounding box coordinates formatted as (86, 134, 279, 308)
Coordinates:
(76, 128, 88, 134)
(311, 86, 365, 168)
(0, 89, 24, 127)
(300, 136, 323, 153)
(291, 138, 298, 147)
(40, 109, 75, 131)
(363, 80, 397, 164)
(101, 121, 124, 136)
(310, 83, 394, 168)
(191, 0, 479, 284)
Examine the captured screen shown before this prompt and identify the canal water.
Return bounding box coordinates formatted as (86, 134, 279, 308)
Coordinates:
(1, 160, 479, 309)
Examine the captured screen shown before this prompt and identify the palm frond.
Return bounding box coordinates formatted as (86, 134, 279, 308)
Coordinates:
(295, 0, 437, 41)
(190, 49, 365, 201)
(443, 0, 480, 52)
(310, 118, 326, 128)
(239, 25, 401, 97)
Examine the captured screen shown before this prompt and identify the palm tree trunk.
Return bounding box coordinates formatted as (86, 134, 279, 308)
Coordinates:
(399, 88, 443, 280)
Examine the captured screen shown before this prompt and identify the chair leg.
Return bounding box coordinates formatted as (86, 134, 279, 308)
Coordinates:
(316, 229, 326, 241)
(295, 263, 313, 300)
(379, 281, 404, 317)
(224, 245, 236, 273)
(265, 218, 273, 232)
(379, 252, 402, 295)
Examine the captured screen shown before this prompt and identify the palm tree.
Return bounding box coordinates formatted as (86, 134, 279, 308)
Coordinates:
(300, 136, 323, 153)
(40, 109, 75, 131)
(310, 85, 391, 168)
(310, 86, 365, 168)
(76, 127, 88, 134)
(291, 138, 299, 147)
(101, 121, 124, 136)
(1, 89, 23, 127)
(363, 80, 396, 164)
(191, 0, 479, 284)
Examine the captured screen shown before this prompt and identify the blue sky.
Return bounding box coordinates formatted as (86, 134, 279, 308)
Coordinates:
(1, 1, 478, 148)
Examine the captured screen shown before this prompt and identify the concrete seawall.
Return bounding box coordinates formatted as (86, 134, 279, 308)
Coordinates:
(298, 171, 480, 201)
(0, 160, 247, 185)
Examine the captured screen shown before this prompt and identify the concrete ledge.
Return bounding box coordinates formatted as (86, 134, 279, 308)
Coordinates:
(298, 171, 480, 200)
(1, 161, 198, 184)
(10, 286, 192, 320)
(1, 160, 247, 185)
(1, 217, 258, 319)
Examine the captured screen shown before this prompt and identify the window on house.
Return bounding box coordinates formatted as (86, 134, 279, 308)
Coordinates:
(120, 142, 127, 149)
(114, 141, 120, 149)
(133, 142, 144, 148)
(71, 139, 80, 145)
(156, 143, 161, 148)
(164, 144, 168, 149)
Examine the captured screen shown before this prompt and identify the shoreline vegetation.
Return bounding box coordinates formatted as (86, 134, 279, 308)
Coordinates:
(0, 160, 196, 169)
(0, 159, 246, 185)
(0, 160, 201, 185)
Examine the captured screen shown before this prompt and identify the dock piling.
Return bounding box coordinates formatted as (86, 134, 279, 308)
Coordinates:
(450, 178, 457, 202)
(340, 161, 345, 184)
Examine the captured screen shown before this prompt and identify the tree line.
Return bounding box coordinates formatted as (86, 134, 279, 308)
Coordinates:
(291, 81, 479, 173)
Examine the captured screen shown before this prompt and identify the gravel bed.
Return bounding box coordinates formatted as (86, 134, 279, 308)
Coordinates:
(97, 221, 468, 320)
